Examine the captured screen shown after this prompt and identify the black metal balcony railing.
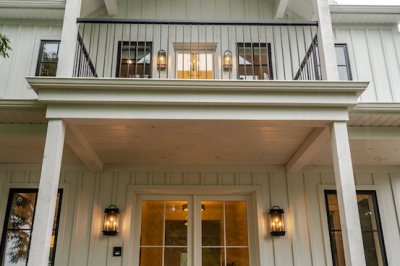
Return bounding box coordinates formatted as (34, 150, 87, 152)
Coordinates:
(74, 18, 319, 81)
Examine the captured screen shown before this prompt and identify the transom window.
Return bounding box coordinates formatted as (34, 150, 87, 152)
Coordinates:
(325, 190, 387, 266)
(0, 189, 62, 266)
(36, 40, 60, 76)
(133, 195, 254, 266)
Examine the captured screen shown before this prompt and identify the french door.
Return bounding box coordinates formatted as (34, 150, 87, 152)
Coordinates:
(133, 194, 255, 266)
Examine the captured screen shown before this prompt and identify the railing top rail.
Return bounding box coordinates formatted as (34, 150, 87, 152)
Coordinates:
(77, 18, 318, 26)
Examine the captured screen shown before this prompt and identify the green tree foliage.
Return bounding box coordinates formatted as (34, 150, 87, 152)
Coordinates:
(0, 33, 12, 58)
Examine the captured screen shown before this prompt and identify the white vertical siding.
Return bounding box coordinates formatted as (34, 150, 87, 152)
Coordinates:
(117, 0, 274, 20)
(1, 164, 400, 265)
(334, 25, 400, 103)
(0, 22, 62, 100)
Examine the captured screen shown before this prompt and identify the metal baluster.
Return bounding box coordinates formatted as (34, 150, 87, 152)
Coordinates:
(212, 24, 215, 79)
(287, 26, 294, 80)
(205, 24, 208, 79)
(302, 25, 310, 80)
(142, 23, 148, 77)
(174, 24, 177, 79)
(159, 24, 162, 78)
(257, 25, 262, 80)
(220, 24, 223, 80)
(227, 25, 231, 79)
(280, 26, 286, 80)
(135, 23, 139, 77)
(110, 23, 116, 78)
(250, 25, 255, 80)
(167, 24, 170, 78)
(119, 24, 124, 78)
(102, 23, 109, 77)
(294, 26, 301, 80)
(264, 25, 271, 80)
(272, 25, 278, 80)
(95, 24, 101, 76)
(242, 25, 246, 80)
(182, 24, 184, 80)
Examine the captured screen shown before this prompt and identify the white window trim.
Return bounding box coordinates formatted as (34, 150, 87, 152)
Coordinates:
(123, 185, 263, 266)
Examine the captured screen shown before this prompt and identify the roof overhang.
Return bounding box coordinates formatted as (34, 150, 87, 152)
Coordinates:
(330, 5, 400, 24)
(0, 0, 65, 19)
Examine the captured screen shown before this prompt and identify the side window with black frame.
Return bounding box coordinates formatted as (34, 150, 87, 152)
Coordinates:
(0, 189, 62, 266)
(335, 44, 352, 80)
(36, 40, 60, 76)
(237, 43, 273, 80)
(116, 42, 152, 78)
(325, 190, 387, 266)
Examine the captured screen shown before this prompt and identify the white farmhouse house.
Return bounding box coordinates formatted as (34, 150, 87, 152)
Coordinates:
(0, 0, 399, 265)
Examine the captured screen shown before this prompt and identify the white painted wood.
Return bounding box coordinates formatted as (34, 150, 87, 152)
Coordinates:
(275, 0, 289, 19)
(330, 121, 365, 266)
(286, 127, 330, 173)
(28, 119, 66, 266)
(104, 0, 117, 16)
(66, 124, 103, 172)
(313, 0, 339, 80)
(56, 0, 82, 77)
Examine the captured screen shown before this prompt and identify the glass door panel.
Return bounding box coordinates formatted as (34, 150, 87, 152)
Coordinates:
(139, 200, 188, 266)
(201, 200, 249, 266)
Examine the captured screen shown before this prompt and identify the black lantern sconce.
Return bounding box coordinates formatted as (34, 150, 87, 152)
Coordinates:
(157, 49, 167, 70)
(102, 205, 120, 236)
(269, 206, 285, 236)
(223, 50, 232, 71)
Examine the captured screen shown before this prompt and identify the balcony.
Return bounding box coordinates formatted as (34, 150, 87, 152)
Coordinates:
(74, 18, 319, 81)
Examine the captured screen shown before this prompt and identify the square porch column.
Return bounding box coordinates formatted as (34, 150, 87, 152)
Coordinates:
(27, 119, 66, 266)
(330, 121, 366, 266)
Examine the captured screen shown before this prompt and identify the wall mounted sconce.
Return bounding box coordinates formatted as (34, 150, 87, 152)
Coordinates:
(269, 206, 285, 236)
(182, 204, 205, 212)
(102, 205, 120, 236)
(223, 50, 232, 71)
(158, 49, 167, 70)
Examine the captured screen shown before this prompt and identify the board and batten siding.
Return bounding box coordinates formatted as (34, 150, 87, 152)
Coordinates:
(333, 25, 400, 103)
(0, 22, 62, 100)
(1, 164, 400, 266)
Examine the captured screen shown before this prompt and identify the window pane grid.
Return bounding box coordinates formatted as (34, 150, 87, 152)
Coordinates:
(325, 190, 387, 266)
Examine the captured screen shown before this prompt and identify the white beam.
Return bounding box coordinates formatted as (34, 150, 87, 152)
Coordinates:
(286, 127, 330, 173)
(275, 0, 289, 19)
(66, 124, 104, 172)
(330, 121, 366, 266)
(104, 0, 118, 16)
(28, 119, 66, 266)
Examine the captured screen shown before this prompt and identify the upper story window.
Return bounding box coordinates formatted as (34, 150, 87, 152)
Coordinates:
(325, 190, 387, 266)
(335, 44, 352, 80)
(0, 189, 62, 266)
(237, 43, 273, 80)
(116, 42, 152, 78)
(36, 40, 60, 76)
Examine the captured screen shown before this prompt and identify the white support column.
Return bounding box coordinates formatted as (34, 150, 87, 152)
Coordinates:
(28, 119, 66, 266)
(330, 121, 366, 266)
(313, 0, 339, 80)
(56, 0, 83, 77)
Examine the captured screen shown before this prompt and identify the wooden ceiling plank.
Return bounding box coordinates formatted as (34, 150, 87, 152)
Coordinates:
(65, 124, 104, 172)
(348, 126, 400, 140)
(286, 127, 330, 173)
(0, 124, 47, 137)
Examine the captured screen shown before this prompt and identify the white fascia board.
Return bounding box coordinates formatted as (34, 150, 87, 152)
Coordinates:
(0, 1, 65, 9)
(26, 77, 368, 110)
(46, 104, 351, 122)
(330, 5, 400, 15)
